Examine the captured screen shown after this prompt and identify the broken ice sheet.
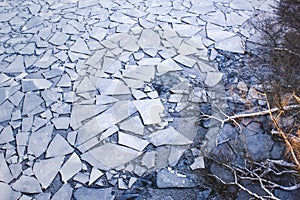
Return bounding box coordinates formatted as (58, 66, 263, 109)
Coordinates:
(173, 55, 197, 68)
(119, 116, 144, 135)
(118, 132, 149, 151)
(168, 146, 186, 166)
(33, 157, 64, 189)
(59, 152, 82, 183)
(51, 183, 73, 200)
(92, 78, 131, 95)
(70, 38, 91, 55)
(138, 29, 161, 49)
(0, 125, 14, 144)
(12, 175, 42, 194)
(157, 58, 183, 76)
(2, 55, 25, 73)
(22, 79, 52, 92)
(46, 134, 73, 158)
(0, 153, 14, 183)
(122, 65, 155, 82)
(49, 32, 69, 46)
(148, 127, 193, 146)
(22, 92, 44, 115)
(28, 125, 53, 157)
(81, 143, 141, 171)
(89, 168, 103, 185)
(214, 36, 245, 54)
(141, 151, 156, 169)
(133, 99, 164, 125)
(51, 117, 70, 130)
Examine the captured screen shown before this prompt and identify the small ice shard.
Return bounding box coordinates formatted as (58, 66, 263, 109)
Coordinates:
(122, 65, 155, 82)
(168, 94, 184, 103)
(178, 42, 198, 55)
(173, 55, 197, 68)
(110, 11, 136, 24)
(28, 125, 53, 157)
(51, 117, 70, 130)
(45, 134, 73, 158)
(0, 182, 20, 200)
(133, 99, 164, 125)
(118, 132, 149, 151)
(119, 116, 144, 135)
(137, 58, 161, 66)
(33, 157, 64, 189)
(75, 77, 96, 93)
(12, 175, 42, 193)
(22, 79, 52, 92)
(0, 153, 14, 183)
(190, 156, 205, 170)
(156, 169, 197, 188)
(138, 29, 161, 49)
(204, 72, 223, 87)
(120, 35, 139, 52)
(49, 32, 69, 46)
(92, 78, 131, 95)
(0, 125, 14, 144)
(118, 178, 127, 190)
(59, 152, 81, 183)
(2, 55, 25, 73)
(70, 38, 91, 55)
(22, 92, 44, 115)
(141, 151, 156, 169)
(81, 143, 141, 171)
(8, 91, 24, 106)
(85, 49, 106, 66)
(73, 172, 89, 184)
(157, 58, 183, 76)
(148, 127, 193, 146)
(89, 168, 103, 185)
(0, 101, 14, 123)
(21, 16, 43, 31)
(41, 90, 61, 107)
(51, 183, 73, 200)
(128, 177, 138, 188)
(90, 27, 108, 42)
(67, 131, 77, 146)
(56, 74, 72, 87)
(99, 125, 119, 141)
(197, 61, 216, 72)
(34, 50, 57, 69)
(132, 89, 147, 100)
(168, 146, 186, 166)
